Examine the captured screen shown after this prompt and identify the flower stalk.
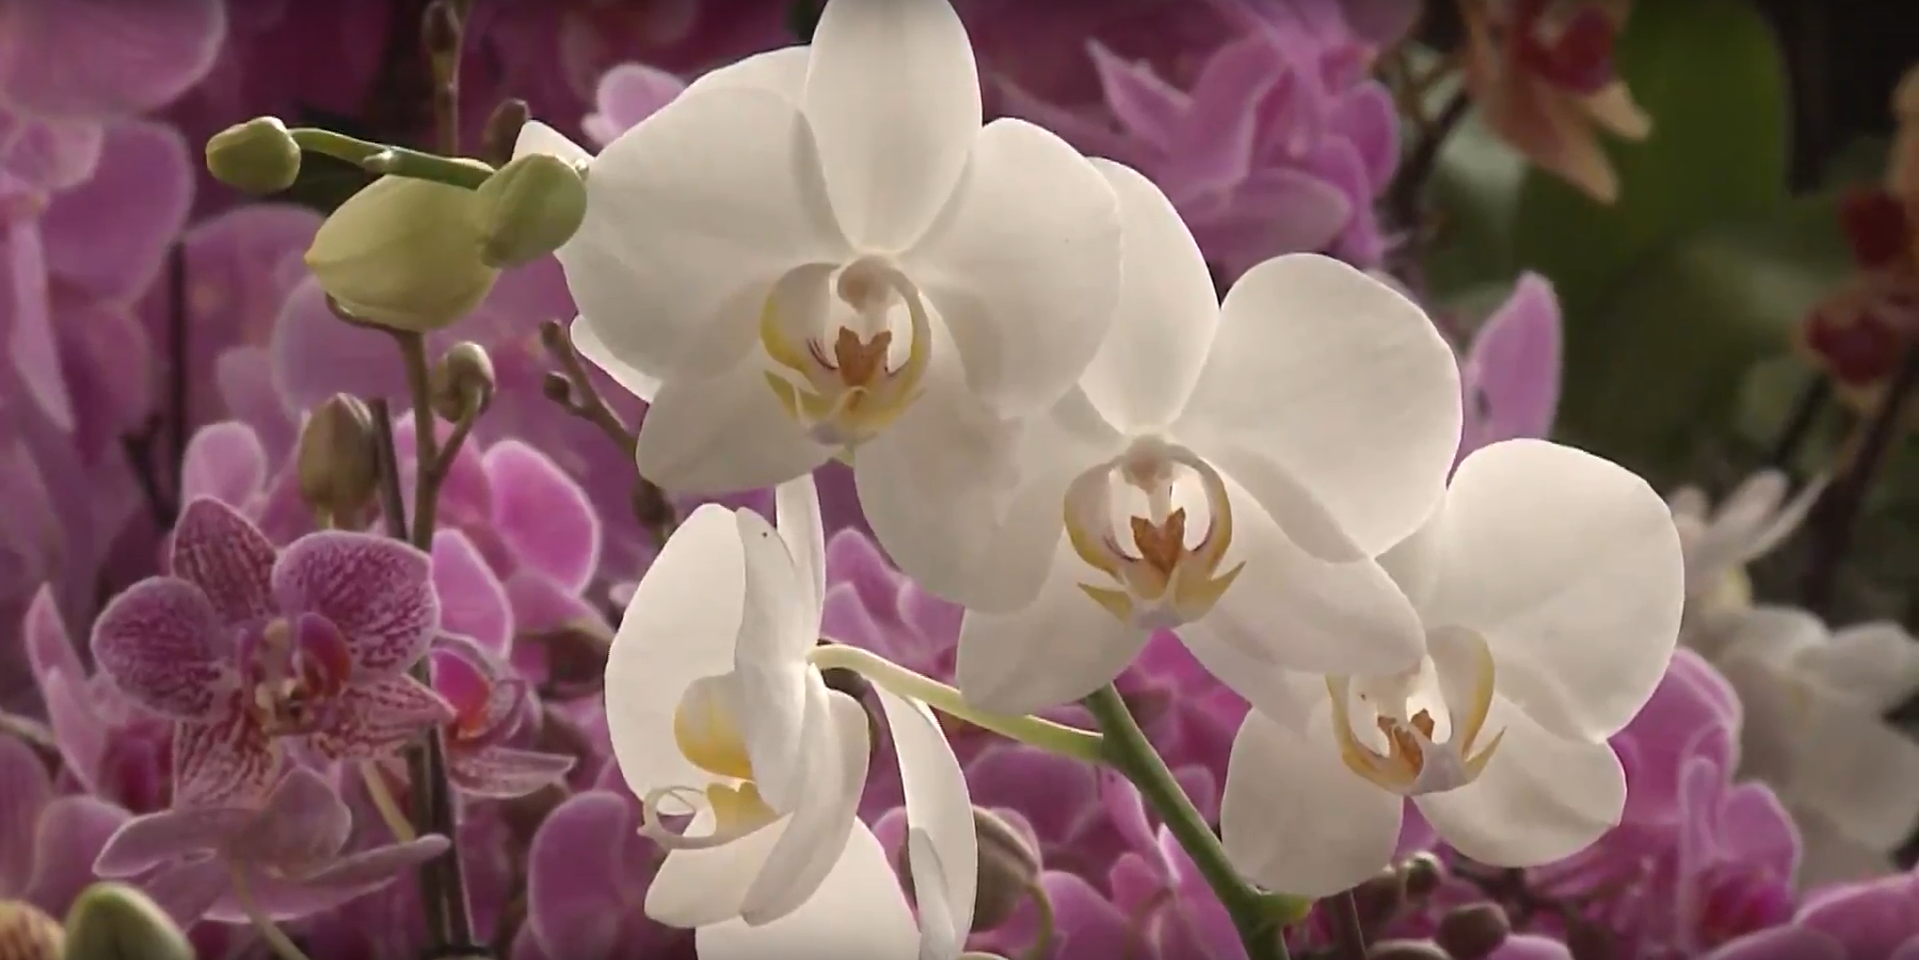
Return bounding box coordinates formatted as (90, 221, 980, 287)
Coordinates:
(536, 318, 679, 545)
(232, 868, 315, 960)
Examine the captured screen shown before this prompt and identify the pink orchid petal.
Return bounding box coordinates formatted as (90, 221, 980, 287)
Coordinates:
(271, 531, 437, 676)
(1330, 83, 1398, 191)
(139, 858, 230, 926)
(303, 676, 452, 763)
(0, 112, 102, 194)
(294, 834, 449, 889)
(169, 497, 278, 626)
(22, 583, 80, 696)
(180, 421, 269, 510)
(501, 569, 600, 636)
(527, 791, 638, 959)
(432, 529, 513, 656)
(268, 277, 409, 410)
(429, 642, 496, 719)
(1175, 36, 1287, 190)
(38, 667, 106, 793)
(0, 735, 50, 894)
(53, 293, 156, 451)
(484, 439, 601, 591)
(0, 0, 227, 119)
(23, 795, 129, 917)
(582, 62, 686, 148)
(4, 219, 72, 430)
(1088, 40, 1190, 149)
(173, 715, 281, 807)
(214, 346, 298, 457)
(89, 577, 232, 719)
(229, 767, 350, 869)
(94, 805, 253, 877)
(449, 746, 576, 799)
(1460, 273, 1563, 456)
(39, 120, 192, 298)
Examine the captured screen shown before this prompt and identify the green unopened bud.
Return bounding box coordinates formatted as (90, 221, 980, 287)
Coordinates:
(471, 154, 588, 268)
(297, 394, 381, 526)
(61, 883, 193, 960)
(0, 899, 62, 960)
(431, 341, 497, 420)
(899, 807, 1041, 932)
(1436, 903, 1509, 960)
(206, 117, 301, 195)
(306, 175, 500, 333)
(1366, 940, 1450, 960)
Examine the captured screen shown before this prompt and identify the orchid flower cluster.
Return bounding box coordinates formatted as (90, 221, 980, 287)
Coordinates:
(7, 2, 1919, 960)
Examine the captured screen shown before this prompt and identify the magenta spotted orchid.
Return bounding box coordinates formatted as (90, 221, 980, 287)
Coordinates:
(89, 497, 452, 805)
(424, 636, 574, 799)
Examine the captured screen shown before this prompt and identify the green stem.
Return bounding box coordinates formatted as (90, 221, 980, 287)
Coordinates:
(289, 128, 492, 189)
(807, 643, 1104, 764)
(1082, 686, 1301, 960)
(232, 868, 315, 960)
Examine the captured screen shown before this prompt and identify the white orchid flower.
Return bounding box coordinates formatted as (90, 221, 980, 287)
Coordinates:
(605, 473, 976, 950)
(1220, 439, 1686, 896)
(927, 160, 1460, 717)
(1667, 469, 1823, 634)
(534, 0, 1121, 533)
(1711, 605, 1919, 885)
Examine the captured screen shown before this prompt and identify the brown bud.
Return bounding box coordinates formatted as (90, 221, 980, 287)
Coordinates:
(1399, 852, 1445, 899)
(0, 900, 62, 960)
(481, 99, 531, 167)
(1366, 939, 1451, 960)
(431, 341, 496, 421)
(422, 0, 463, 60)
(1436, 903, 1510, 960)
(1350, 866, 1408, 933)
(542, 371, 574, 404)
(900, 807, 1042, 932)
(1566, 917, 1617, 960)
(296, 394, 381, 526)
(523, 619, 612, 697)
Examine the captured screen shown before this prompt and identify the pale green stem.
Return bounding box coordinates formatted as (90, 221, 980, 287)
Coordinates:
(359, 762, 418, 842)
(288, 128, 493, 189)
(1081, 685, 1304, 960)
(807, 643, 1104, 764)
(231, 867, 315, 960)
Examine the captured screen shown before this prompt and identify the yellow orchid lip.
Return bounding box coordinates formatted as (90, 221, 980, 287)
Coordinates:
(760, 259, 932, 448)
(1329, 632, 1507, 796)
(641, 682, 781, 852)
(1063, 439, 1244, 630)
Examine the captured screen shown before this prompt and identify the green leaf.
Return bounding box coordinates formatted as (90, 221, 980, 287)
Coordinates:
(1509, 0, 1791, 324)
(1558, 192, 1852, 484)
(1424, 115, 1527, 298)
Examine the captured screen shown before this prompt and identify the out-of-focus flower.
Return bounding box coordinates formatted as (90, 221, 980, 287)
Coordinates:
(581, 63, 686, 149)
(516, 782, 693, 960)
(93, 767, 448, 924)
(1705, 866, 1919, 960)
(0, 733, 132, 921)
(538, 0, 1124, 516)
(428, 637, 574, 799)
(1711, 607, 1919, 886)
(1667, 470, 1823, 637)
(1461, 0, 1651, 204)
(1223, 439, 1684, 896)
(1457, 273, 1563, 460)
(89, 498, 450, 805)
(1800, 181, 1919, 411)
(944, 169, 1454, 719)
(996, 0, 1402, 276)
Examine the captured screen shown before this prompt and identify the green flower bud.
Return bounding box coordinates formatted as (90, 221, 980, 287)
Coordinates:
(296, 394, 381, 526)
(205, 117, 301, 195)
(0, 899, 62, 960)
(60, 883, 193, 960)
(306, 175, 500, 333)
(470, 154, 588, 269)
(1436, 903, 1510, 960)
(431, 341, 497, 421)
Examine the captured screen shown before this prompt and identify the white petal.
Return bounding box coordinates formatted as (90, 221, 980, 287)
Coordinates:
(955, 539, 1150, 716)
(906, 118, 1122, 417)
(604, 505, 745, 799)
(1175, 634, 1317, 730)
(1191, 470, 1426, 678)
(1781, 680, 1919, 848)
(1177, 254, 1461, 555)
(1076, 159, 1219, 433)
(570, 315, 660, 402)
(1428, 440, 1685, 741)
(1714, 605, 1825, 668)
(563, 87, 847, 382)
(695, 822, 919, 960)
(646, 807, 787, 927)
(684, 46, 812, 103)
(733, 507, 825, 811)
(775, 471, 828, 622)
(635, 355, 836, 497)
(743, 691, 873, 924)
(905, 829, 965, 960)
(1414, 697, 1626, 867)
(1219, 707, 1404, 897)
(513, 120, 592, 165)
(873, 687, 976, 941)
(1809, 621, 1919, 712)
(802, 0, 981, 249)
(1377, 502, 1446, 614)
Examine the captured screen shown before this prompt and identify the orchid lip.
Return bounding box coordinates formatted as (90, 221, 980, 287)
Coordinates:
(1328, 630, 1507, 797)
(760, 257, 933, 447)
(235, 613, 354, 737)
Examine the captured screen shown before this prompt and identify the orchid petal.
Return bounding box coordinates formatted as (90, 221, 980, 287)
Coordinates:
(272, 531, 438, 676)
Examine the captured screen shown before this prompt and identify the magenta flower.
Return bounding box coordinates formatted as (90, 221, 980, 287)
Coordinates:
(1707, 866, 1919, 960)
(93, 766, 449, 925)
(514, 782, 693, 960)
(1458, 273, 1564, 460)
(0, 733, 133, 919)
(89, 497, 452, 805)
(581, 62, 686, 149)
(176, 419, 312, 546)
(429, 637, 574, 799)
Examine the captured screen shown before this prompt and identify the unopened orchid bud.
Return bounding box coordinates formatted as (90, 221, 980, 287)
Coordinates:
(206, 116, 302, 195)
(1350, 866, 1408, 933)
(0, 900, 62, 960)
(1366, 939, 1450, 960)
(1399, 852, 1445, 899)
(305, 175, 500, 333)
(431, 341, 497, 421)
(481, 99, 532, 167)
(297, 394, 381, 525)
(1436, 903, 1510, 960)
(899, 807, 1041, 932)
(471, 154, 588, 268)
(61, 883, 193, 960)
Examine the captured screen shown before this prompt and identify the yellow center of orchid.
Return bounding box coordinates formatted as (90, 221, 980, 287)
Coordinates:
(759, 257, 933, 448)
(643, 678, 779, 843)
(1330, 632, 1507, 796)
(1063, 437, 1244, 631)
